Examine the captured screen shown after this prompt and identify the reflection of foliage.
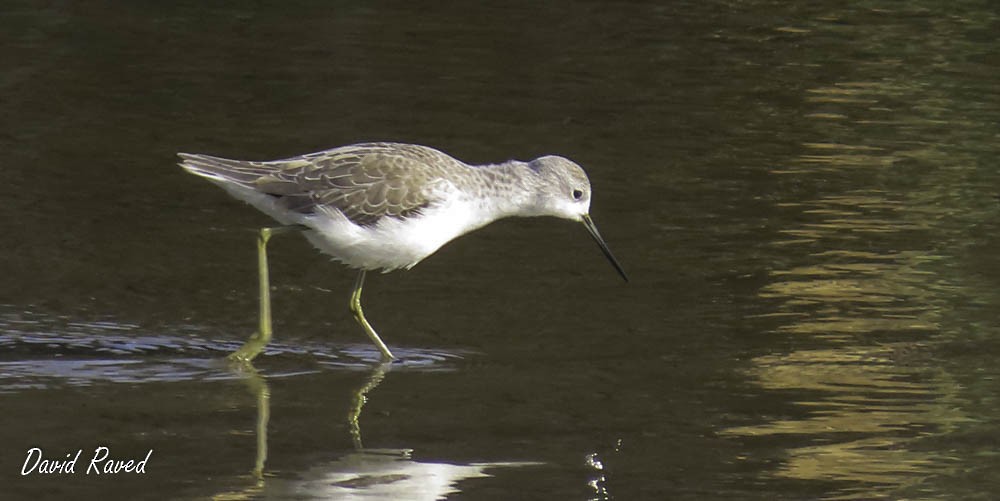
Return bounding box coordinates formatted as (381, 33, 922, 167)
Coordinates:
(720, 2, 1000, 498)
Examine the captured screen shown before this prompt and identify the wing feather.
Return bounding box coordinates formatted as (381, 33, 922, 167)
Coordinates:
(180, 143, 466, 227)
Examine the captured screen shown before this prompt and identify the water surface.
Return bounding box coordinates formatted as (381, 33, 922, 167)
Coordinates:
(2, 1, 999, 499)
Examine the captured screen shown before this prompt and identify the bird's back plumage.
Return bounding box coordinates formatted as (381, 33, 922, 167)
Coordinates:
(179, 143, 469, 227)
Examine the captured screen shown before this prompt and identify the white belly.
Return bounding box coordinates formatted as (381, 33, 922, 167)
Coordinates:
(303, 198, 493, 271)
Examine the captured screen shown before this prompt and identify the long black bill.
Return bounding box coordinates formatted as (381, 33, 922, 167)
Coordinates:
(581, 214, 629, 282)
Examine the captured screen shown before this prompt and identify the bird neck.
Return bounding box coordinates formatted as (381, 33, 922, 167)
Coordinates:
(471, 161, 546, 219)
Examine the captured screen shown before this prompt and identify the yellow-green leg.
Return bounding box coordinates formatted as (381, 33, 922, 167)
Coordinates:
(229, 226, 295, 364)
(350, 270, 395, 361)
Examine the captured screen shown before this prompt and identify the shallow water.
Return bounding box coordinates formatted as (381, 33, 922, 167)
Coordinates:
(3, 1, 1000, 499)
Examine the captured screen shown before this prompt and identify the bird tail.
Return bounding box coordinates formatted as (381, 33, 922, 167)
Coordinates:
(177, 153, 270, 187)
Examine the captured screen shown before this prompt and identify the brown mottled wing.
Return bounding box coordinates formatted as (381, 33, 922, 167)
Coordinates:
(252, 145, 451, 227)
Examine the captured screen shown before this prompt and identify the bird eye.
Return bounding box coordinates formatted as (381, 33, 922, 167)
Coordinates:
(572, 189, 584, 200)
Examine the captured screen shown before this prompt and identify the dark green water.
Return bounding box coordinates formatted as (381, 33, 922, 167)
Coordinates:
(2, 2, 999, 499)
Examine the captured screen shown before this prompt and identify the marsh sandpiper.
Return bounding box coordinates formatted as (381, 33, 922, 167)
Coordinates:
(179, 142, 627, 362)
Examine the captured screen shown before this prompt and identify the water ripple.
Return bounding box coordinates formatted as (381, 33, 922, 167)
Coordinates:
(0, 307, 465, 391)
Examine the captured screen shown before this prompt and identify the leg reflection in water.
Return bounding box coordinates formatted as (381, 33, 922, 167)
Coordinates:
(235, 360, 402, 484)
(348, 361, 394, 452)
(218, 359, 537, 499)
(233, 363, 270, 483)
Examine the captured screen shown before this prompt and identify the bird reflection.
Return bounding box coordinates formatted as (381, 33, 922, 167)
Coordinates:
(216, 360, 538, 499)
(233, 359, 401, 485)
(347, 361, 394, 451)
(208, 363, 270, 500)
(228, 362, 270, 485)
